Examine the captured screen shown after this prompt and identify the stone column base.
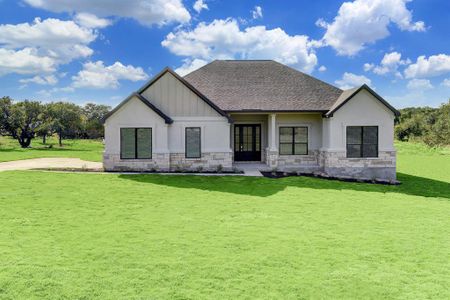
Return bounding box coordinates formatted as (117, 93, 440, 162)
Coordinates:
(266, 150, 279, 169)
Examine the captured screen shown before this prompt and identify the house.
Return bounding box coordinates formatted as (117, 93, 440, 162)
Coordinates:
(103, 60, 399, 180)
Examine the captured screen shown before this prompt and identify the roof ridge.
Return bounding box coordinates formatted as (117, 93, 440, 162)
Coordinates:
(215, 59, 275, 61)
(182, 59, 345, 112)
(270, 60, 342, 92)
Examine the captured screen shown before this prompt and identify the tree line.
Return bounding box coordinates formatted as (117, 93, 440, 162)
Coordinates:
(395, 99, 450, 147)
(1, 96, 449, 149)
(0, 96, 110, 148)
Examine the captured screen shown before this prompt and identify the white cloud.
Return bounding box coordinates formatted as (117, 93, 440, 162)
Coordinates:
(315, 18, 327, 29)
(19, 74, 58, 85)
(365, 51, 410, 77)
(404, 54, 450, 78)
(318, 0, 425, 56)
(162, 18, 318, 73)
(0, 17, 97, 75)
(335, 72, 372, 89)
(363, 63, 374, 72)
(252, 6, 263, 19)
(36, 86, 75, 98)
(318, 65, 327, 72)
(0, 18, 95, 60)
(24, 0, 191, 26)
(0, 48, 56, 75)
(175, 58, 208, 76)
(74, 13, 112, 28)
(407, 78, 433, 90)
(442, 78, 450, 87)
(72, 61, 149, 89)
(193, 0, 208, 13)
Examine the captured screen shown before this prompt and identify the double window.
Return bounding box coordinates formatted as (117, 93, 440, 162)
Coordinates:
(185, 127, 201, 158)
(279, 126, 308, 155)
(120, 128, 152, 159)
(346, 126, 378, 158)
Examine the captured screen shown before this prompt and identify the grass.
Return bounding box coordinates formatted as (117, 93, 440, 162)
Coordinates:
(0, 142, 449, 298)
(0, 135, 103, 162)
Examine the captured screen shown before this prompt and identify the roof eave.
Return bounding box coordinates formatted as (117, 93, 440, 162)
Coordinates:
(101, 92, 173, 124)
(325, 84, 400, 117)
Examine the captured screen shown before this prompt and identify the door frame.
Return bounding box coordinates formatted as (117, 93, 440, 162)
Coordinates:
(233, 124, 262, 162)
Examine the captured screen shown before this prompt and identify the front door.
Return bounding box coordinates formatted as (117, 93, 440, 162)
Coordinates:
(234, 124, 261, 161)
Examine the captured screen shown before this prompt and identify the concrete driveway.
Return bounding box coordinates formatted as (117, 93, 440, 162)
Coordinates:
(0, 158, 103, 172)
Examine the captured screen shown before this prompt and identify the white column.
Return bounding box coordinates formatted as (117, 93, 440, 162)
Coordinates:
(269, 113, 277, 151)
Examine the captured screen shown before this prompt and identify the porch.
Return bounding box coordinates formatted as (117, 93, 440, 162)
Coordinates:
(229, 112, 323, 172)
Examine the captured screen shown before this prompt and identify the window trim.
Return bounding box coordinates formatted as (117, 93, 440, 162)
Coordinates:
(120, 127, 152, 160)
(185, 127, 201, 159)
(346, 126, 378, 158)
(279, 126, 308, 155)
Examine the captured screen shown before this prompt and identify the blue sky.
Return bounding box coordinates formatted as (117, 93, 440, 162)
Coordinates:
(0, 0, 449, 108)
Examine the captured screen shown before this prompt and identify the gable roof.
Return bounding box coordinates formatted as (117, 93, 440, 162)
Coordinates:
(102, 92, 173, 124)
(104, 61, 399, 123)
(183, 60, 343, 112)
(325, 84, 400, 117)
(137, 67, 231, 121)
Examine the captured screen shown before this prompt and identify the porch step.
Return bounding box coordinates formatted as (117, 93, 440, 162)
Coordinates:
(242, 170, 264, 177)
(233, 163, 266, 177)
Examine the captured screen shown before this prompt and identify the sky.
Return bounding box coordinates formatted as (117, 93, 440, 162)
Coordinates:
(0, 0, 449, 108)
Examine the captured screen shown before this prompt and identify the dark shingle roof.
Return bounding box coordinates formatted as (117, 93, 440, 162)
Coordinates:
(183, 60, 343, 112)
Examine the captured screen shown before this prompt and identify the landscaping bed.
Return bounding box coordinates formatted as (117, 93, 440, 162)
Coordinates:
(261, 171, 401, 185)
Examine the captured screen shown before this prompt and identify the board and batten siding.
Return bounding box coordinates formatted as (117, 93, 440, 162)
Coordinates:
(141, 72, 220, 117)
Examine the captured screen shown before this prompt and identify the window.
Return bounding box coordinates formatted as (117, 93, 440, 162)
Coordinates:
(346, 126, 378, 158)
(120, 128, 152, 159)
(185, 127, 201, 158)
(279, 127, 308, 155)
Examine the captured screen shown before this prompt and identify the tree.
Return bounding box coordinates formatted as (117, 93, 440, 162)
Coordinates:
(81, 103, 110, 139)
(423, 100, 450, 147)
(0, 98, 43, 148)
(36, 103, 54, 144)
(0, 96, 15, 137)
(395, 100, 450, 147)
(49, 102, 83, 146)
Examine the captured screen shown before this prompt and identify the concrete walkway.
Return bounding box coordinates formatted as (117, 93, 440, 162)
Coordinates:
(0, 158, 103, 172)
(233, 163, 269, 177)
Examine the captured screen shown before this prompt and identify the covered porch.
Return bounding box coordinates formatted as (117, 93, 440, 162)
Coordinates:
(229, 112, 323, 172)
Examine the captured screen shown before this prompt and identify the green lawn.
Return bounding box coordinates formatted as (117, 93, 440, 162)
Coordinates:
(0, 142, 449, 299)
(0, 136, 103, 162)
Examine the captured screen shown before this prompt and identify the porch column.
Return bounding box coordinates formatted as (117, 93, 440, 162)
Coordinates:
(269, 113, 277, 151)
(267, 113, 278, 168)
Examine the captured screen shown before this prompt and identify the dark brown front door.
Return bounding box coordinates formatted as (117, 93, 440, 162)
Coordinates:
(234, 124, 261, 161)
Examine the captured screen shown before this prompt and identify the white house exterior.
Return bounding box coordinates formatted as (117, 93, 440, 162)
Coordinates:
(103, 60, 399, 180)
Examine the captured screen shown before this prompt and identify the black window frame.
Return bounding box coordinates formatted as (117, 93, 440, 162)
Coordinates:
(346, 126, 378, 158)
(120, 127, 152, 160)
(279, 126, 308, 155)
(185, 127, 201, 159)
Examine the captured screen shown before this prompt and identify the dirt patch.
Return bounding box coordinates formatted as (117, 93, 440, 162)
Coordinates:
(0, 158, 102, 172)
